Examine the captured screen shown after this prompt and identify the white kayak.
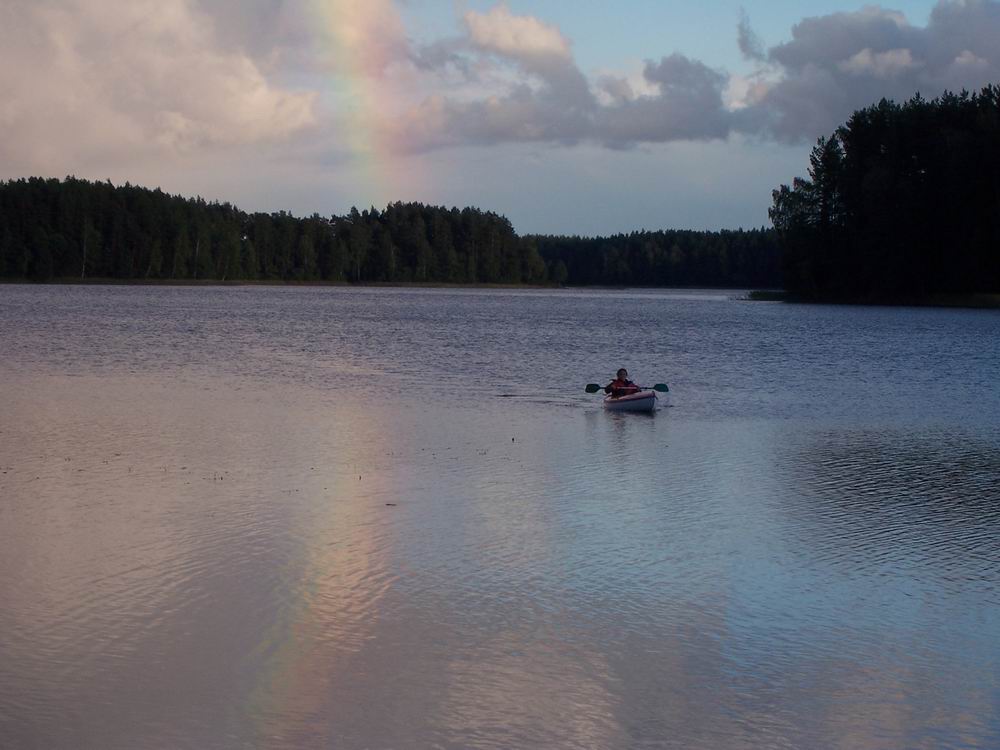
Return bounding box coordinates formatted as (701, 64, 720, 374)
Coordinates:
(603, 390, 658, 413)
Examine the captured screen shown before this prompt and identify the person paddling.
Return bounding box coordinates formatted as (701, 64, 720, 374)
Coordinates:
(604, 368, 640, 398)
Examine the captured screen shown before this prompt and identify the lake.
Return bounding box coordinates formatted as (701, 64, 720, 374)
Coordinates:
(1, 284, 999, 749)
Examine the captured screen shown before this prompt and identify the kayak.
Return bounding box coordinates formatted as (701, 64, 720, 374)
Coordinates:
(603, 390, 658, 413)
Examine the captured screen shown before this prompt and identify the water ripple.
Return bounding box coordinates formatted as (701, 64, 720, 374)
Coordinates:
(2, 286, 1000, 749)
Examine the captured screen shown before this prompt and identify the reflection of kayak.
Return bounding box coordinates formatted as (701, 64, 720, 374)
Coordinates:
(603, 390, 657, 412)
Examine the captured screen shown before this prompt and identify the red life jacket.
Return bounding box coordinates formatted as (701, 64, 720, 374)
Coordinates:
(605, 378, 640, 397)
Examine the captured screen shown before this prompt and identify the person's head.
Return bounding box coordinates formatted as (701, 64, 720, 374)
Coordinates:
(616, 368, 628, 381)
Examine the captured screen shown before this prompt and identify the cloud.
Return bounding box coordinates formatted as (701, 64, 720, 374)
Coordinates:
(411, 38, 474, 76)
(462, 3, 592, 109)
(191, 0, 413, 79)
(953, 49, 989, 69)
(738, 10, 766, 62)
(747, 1, 1000, 141)
(593, 56, 730, 147)
(190, 0, 309, 63)
(390, 48, 732, 152)
(391, 5, 734, 152)
(767, 6, 914, 72)
(0, 0, 316, 174)
(323, 0, 410, 78)
(4, 0, 1000, 175)
(393, 1, 1000, 153)
(839, 48, 921, 78)
(463, 4, 572, 64)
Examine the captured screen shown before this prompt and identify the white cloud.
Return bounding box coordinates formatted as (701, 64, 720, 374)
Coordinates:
(593, 62, 670, 106)
(953, 49, 989, 68)
(741, 1, 1000, 141)
(5, 0, 1000, 187)
(0, 0, 316, 173)
(463, 4, 571, 63)
(724, 74, 771, 110)
(840, 48, 921, 78)
(394, 1, 1000, 152)
(320, 0, 410, 77)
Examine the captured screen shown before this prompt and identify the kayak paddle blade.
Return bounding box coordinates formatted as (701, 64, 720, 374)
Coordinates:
(652, 383, 669, 392)
(585, 383, 602, 393)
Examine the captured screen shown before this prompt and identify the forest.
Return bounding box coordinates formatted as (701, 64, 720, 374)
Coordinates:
(770, 83, 1000, 301)
(7, 82, 997, 295)
(533, 230, 780, 288)
(0, 176, 779, 288)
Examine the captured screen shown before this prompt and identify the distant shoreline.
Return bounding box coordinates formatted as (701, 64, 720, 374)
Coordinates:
(0, 277, 747, 293)
(3, 278, 998, 308)
(0, 277, 558, 290)
(745, 289, 1000, 310)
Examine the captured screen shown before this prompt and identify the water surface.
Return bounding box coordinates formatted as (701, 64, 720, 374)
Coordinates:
(1, 285, 999, 749)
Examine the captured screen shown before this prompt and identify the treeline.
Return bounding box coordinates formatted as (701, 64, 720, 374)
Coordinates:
(533, 229, 780, 288)
(0, 178, 542, 284)
(0, 176, 779, 287)
(770, 83, 1000, 301)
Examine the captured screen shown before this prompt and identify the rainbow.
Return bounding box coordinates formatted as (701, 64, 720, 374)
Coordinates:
(309, 0, 410, 209)
(245, 416, 396, 743)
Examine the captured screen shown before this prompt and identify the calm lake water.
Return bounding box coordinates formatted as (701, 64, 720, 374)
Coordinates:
(1, 284, 999, 749)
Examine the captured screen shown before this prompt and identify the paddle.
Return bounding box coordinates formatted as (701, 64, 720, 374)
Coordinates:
(585, 383, 669, 393)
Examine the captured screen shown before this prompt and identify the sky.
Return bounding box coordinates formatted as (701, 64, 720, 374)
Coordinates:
(2, 0, 998, 235)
